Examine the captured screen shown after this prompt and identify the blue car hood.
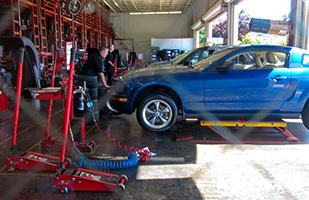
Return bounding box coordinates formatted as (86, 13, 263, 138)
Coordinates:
(117, 64, 195, 82)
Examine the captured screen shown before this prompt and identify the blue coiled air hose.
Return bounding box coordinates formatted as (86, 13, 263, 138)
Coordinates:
(79, 153, 139, 171)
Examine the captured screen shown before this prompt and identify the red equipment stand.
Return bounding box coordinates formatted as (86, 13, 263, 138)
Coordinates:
(176, 120, 303, 144)
(36, 87, 95, 153)
(53, 48, 128, 193)
(5, 47, 70, 172)
(31, 51, 94, 153)
(0, 90, 14, 121)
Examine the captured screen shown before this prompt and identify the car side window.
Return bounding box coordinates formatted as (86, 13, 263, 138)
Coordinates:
(302, 54, 309, 67)
(225, 51, 287, 70)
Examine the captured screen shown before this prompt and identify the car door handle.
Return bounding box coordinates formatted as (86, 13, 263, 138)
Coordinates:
(271, 75, 288, 81)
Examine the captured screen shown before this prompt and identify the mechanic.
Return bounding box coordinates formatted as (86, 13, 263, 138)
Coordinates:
(105, 44, 115, 86)
(82, 46, 110, 89)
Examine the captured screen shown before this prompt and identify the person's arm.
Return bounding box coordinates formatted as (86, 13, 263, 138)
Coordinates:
(98, 72, 110, 88)
(108, 60, 115, 68)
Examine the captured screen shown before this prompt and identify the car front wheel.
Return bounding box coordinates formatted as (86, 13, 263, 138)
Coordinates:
(136, 94, 178, 132)
(302, 101, 309, 130)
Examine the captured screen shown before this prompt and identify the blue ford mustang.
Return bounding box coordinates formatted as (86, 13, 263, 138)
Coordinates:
(111, 45, 309, 132)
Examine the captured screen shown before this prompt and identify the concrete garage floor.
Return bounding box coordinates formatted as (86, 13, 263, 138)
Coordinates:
(0, 99, 309, 200)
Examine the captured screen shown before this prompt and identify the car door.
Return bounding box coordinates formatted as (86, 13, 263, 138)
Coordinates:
(204, 50, 291, 113)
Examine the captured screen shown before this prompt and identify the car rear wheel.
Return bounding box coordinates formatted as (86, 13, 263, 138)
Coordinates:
(136, 94, 178, 132)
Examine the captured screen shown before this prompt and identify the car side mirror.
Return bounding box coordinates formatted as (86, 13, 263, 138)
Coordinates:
(216, 61, 233, 72)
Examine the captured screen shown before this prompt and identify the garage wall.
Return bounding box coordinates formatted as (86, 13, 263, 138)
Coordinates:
(111, 12, 193, 62)
(192, 0, 220, 23)
(110, 0, 222, 62)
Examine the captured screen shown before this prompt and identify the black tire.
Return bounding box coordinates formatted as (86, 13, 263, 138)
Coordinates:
(65, 0, 82, 15)
(301, 101, 309, 129)
(136, 94, 178, 132)
(74, 75, 98, 88)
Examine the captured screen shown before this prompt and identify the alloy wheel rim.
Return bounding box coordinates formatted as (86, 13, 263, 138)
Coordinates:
(142, 99, 173, 129)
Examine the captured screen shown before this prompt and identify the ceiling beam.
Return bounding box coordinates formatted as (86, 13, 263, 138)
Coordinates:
(184, 0, 192, 11)
(130, 0, 138, 11)
(122, 0, 130, 12)
(102, 0, 117, 13)
(112, 0, 123, 12)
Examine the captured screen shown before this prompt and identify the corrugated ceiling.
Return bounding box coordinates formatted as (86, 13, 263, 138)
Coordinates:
(101, 0, 196, 13)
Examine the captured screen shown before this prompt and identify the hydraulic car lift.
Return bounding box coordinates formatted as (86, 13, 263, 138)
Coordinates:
(176, 119, 303, 144)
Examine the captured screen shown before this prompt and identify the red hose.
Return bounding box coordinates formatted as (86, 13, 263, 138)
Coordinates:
(93, 121, 151, 162)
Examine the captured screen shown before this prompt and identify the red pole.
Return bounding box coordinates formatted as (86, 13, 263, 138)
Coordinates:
(12, 47, 25, 151)
(113, 59, 117, 77)
(60, 48, 76, 167)
(45, 52, 57, 138)
(133, 58, 137, 69)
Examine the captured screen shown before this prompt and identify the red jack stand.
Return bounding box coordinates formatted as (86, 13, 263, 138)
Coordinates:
(0, 90, 14, 121)
(54, 48, 128, 193)
(33, 51, 95, 153)
(5, 46, 69, 172)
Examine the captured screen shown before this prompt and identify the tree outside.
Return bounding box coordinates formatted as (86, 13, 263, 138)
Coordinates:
(199, 9, 289, 46)
(212, 10, 251, 43)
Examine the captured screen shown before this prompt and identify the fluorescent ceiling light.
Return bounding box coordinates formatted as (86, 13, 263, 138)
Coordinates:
(143, 12, 156, 15)
(168, 11, 182, 14)
(129, 11, 182, 15)
(130, 12, 143, 15)
(155, 11, 169, 14)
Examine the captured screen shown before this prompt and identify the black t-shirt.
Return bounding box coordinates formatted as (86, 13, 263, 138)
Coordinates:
(82, 53, 105, 76)
(105, 52, 114, 71)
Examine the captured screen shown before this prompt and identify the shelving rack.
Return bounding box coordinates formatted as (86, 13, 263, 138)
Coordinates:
(0, 0, 114, 64)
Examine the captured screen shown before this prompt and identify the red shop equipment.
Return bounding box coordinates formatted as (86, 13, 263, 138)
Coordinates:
(53, 48, 128, 193)
(3, 38, 70, 172)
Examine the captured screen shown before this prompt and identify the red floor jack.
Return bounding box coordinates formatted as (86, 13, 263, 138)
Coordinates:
(53, 48, 128, 193)
(36, 52, 95, 153)
(5, 47, 70, 172)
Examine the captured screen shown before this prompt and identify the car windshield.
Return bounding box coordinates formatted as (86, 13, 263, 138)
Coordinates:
(193, 47, 239, 71)
(170, 50, 193, 63)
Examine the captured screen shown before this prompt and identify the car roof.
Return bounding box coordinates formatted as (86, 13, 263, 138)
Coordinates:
(228, 44, 294, 52)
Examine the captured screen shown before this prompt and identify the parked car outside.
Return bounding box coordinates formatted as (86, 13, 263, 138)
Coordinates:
(111, 45, 309, 132)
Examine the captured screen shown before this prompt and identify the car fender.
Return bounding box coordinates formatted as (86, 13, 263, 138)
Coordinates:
(129, 81, 185, 113)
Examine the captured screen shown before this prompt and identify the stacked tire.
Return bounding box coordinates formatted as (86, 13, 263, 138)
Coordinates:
(73, 75, 100, 123)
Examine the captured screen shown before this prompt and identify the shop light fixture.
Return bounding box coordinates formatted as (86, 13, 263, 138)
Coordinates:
(130, 11, 182, 15)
